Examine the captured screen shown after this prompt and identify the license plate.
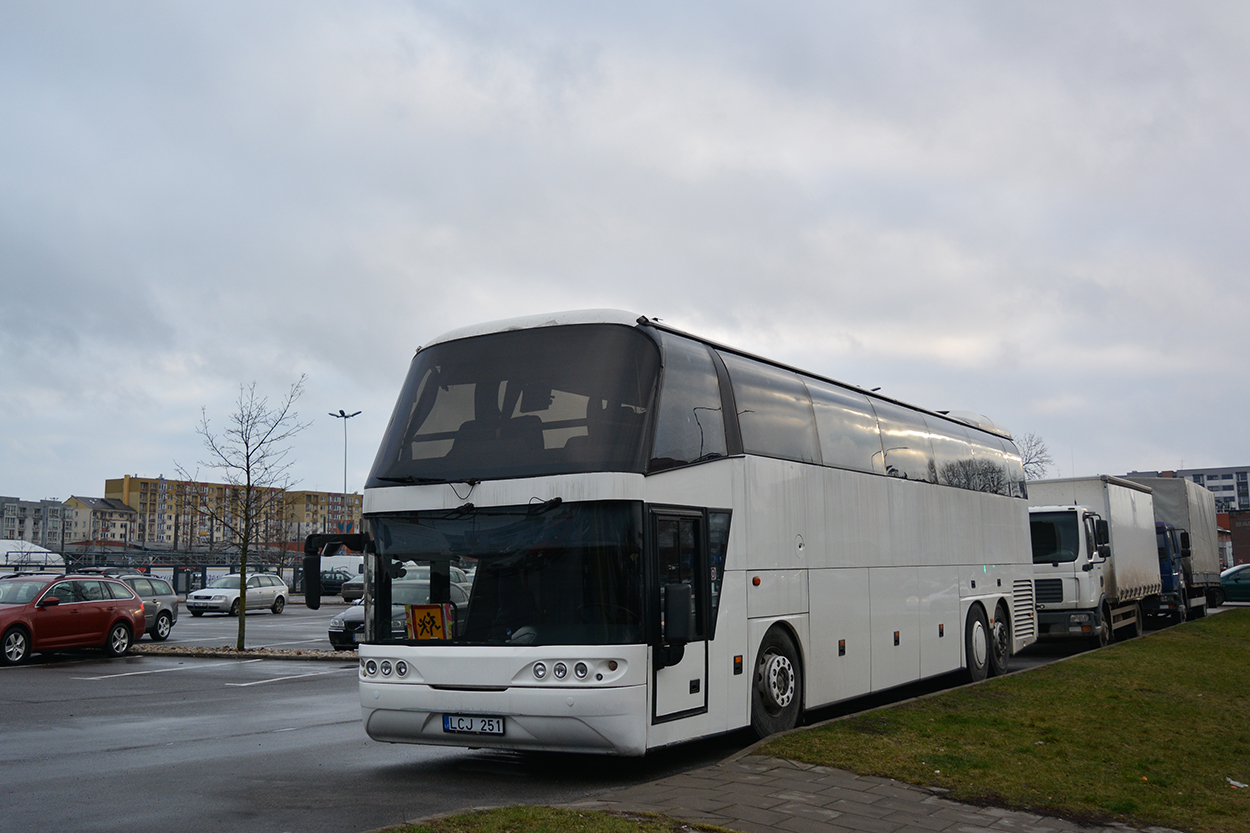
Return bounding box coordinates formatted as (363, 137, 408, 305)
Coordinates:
(443, 714, 504, 735)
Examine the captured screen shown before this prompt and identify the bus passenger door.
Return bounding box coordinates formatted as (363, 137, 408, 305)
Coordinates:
(652, 512, 708, 722)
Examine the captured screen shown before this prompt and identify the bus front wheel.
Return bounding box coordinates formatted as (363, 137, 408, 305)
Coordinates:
(750, 628, 803, 739)
(964, 605, 990, 683)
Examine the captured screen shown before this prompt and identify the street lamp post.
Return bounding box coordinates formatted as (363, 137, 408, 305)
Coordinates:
(329, 409, 361, 530)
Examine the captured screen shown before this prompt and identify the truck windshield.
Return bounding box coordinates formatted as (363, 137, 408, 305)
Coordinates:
(368, 324, 660, 485)
(1030, 511, 1080, 564)
(365, 502, 645, 646)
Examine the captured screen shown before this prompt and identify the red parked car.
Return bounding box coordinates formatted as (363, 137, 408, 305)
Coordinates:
(0, 573, 147, 665)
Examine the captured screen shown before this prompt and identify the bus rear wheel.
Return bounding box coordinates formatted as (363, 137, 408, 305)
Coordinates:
(988, 601, 1011, 677)
(750, 628, 802, 739)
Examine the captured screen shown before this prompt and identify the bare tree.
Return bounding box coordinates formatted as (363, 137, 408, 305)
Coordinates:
(177, 376, 309, 650)
(1018, 432, 1054, 481)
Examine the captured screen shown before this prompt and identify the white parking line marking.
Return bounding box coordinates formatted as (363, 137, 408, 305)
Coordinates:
(73, 659, 263, 680)
(225, 668, 353, 687)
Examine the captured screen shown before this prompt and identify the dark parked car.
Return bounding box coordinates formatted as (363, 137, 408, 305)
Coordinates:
(340, 575, 364, 603)
(1221, 563, 1250, 603)
(319, 569, 356, 596)
(328, 580, 469, 650)
(0, 573, 146, 665)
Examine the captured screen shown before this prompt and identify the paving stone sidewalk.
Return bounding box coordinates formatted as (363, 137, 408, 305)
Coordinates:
(571, 754, 1183, 833)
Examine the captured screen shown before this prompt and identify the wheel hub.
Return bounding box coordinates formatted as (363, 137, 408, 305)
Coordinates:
(971, 621, 988, 667)
(762, 653, 795, 709)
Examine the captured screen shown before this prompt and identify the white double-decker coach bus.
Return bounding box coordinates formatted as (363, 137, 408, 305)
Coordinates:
(305, 310, 1035, 756)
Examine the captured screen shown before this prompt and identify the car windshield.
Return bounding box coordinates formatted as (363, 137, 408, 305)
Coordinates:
(0, 580, 48, 605)
(367, 502, 644, 646)
(208, 575, 242, 589)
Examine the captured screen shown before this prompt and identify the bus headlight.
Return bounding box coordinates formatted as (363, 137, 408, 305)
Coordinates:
(574, 662, 588, 679)
(553, 662, 568, 679)
(533, 662, 547, 679)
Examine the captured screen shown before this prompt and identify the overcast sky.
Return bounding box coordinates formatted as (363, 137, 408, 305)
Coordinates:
(3, 1, 1248, 502)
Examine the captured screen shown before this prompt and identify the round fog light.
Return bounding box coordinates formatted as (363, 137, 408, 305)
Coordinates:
(395, 661, 408, 677)
(533, 662, 547, 679)
(574, 662, 588, 679)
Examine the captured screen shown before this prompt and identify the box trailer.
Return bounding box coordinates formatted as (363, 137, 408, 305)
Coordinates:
(1124, 476, 1223, 616)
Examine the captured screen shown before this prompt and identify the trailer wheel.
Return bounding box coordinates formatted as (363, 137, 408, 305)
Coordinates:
(988, 602, 1011, 677)
(964, 605, 990, 683)
(1119, 602, 1143, 640)
(750, 627, 803, 739)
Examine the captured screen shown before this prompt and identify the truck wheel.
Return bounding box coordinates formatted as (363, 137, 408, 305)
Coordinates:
(750, 628, 803, 739)
(1088, 603, 1112, 650)
(964, 605, 990, 682)
(988, 602, 1011, 677)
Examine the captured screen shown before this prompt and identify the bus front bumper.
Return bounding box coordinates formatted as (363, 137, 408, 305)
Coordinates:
(360, 679, 649, 756)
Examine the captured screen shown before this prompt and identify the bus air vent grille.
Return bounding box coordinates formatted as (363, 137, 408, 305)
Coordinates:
(1012, 579, 1037, 640)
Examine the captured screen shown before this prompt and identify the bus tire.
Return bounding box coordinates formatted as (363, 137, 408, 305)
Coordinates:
(750, 627, 803, 739)
(988, 601, 1011, 677)
(964, 604, 990, 683)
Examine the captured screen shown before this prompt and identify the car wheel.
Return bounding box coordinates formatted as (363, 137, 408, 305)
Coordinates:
(271, 595, 285, 614)
(190, 610, 204, 617)
(105, 623, 133, 657)
(151, 611, 173, 641)
(750, 627, 803, 739)
(2, 626, 31, 665)
(229, 598, 241, 617)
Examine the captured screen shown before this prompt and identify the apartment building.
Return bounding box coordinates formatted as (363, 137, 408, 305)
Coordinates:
(0, 497, 69, 549)
(63, 496, 138, 545)
(284, 490, 364, 541)
(104, 475, 361, 548)
(1128, 466, 1250, 512)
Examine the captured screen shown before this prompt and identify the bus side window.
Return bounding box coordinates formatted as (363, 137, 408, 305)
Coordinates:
(807, 380, 885, 475)
(650, 335, 727, 470)
(872, 400, 936, 482)
(718, 352, 821, 465)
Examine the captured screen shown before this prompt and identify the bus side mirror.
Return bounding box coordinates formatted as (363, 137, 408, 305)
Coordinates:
(664, 583, 694, 644)
(302, 553, 321, 610)
(657, 583, 694, 669)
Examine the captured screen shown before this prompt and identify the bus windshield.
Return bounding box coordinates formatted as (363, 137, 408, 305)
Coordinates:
(367, 502, 645, 646)
(368, 324, 660, 485)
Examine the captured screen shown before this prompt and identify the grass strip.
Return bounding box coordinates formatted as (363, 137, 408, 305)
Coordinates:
(762, 609, 1250, 833)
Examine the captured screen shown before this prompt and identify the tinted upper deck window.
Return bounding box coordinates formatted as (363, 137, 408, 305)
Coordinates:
(369, 325, 661, 485)
(719, 352, 820, 465)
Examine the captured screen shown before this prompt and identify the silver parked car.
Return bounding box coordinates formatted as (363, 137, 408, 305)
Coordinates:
(186, 573, 288, 616)
(116, 575, 179, 641)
